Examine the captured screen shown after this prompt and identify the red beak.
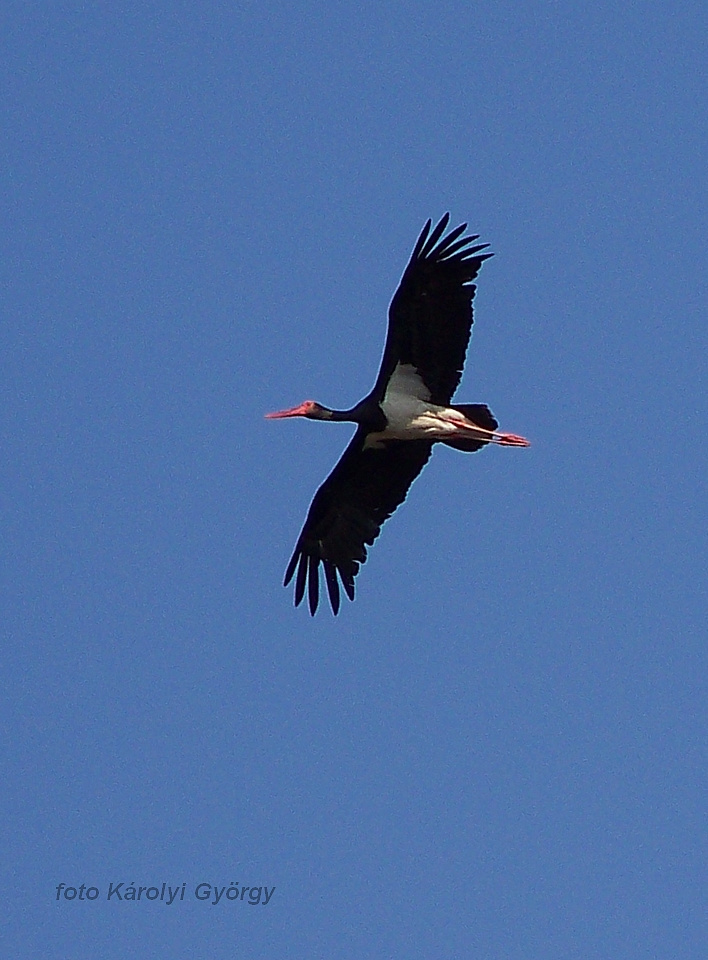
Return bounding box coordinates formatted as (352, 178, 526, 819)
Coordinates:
(265, 401, 312, 419)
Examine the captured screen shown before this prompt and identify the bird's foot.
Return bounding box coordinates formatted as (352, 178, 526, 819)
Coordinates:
(495, 432, 530, 447)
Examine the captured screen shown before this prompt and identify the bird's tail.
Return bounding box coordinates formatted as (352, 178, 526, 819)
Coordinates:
(442, 404, 498, 452)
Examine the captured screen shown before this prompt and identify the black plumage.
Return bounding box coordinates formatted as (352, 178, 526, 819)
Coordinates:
(268, 214, 527, 615)
(284, 430, 433, 615)
(374, 213, 492, 404)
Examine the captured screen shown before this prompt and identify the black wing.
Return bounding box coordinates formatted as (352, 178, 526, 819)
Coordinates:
(373, 214, 493, 406)
(284, 427, 433, 615)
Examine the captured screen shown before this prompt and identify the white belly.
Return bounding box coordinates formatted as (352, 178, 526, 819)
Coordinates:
(363, 363, 492, 448)
(380, 399, 473, 439)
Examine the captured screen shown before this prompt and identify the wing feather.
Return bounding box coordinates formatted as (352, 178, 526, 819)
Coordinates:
(284, 427, 433, 614)
(374, 214, 493, 405)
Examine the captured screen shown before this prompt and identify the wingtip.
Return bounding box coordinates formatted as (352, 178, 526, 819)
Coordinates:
(410, 218, 433, 262)
(308, 555, 320, 615)
(420, 214, 452, 258)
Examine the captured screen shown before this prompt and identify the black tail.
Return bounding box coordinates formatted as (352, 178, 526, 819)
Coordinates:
(442, 404, 498, 453)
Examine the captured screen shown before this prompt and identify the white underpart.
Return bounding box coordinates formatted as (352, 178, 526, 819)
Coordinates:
(364, 362, 496, 449)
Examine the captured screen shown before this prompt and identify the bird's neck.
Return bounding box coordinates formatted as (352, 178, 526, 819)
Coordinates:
(327, 408, 357, 422)
(337, 398, 387, 430)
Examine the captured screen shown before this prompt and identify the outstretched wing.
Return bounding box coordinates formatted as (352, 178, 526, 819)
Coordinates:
(284, 428, 433, 615)
(373, 213, 493, 405)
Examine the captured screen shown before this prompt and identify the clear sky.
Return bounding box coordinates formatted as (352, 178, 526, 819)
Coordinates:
(2, 3, 707, 958)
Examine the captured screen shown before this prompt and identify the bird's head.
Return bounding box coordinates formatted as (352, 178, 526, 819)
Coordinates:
(265, 400, 334, 421)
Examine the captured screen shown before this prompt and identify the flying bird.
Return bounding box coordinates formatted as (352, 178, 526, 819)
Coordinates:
(267, 214, 529, 615)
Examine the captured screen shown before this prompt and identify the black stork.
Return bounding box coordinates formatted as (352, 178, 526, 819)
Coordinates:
(267, 214, 529, 615)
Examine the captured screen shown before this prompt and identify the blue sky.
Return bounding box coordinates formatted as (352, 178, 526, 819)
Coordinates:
(2, 2, 707, 957)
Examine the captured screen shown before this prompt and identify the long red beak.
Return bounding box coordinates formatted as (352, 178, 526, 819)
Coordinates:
(265, 401, 312, 419)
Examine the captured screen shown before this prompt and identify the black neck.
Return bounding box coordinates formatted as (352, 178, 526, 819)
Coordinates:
(330, 397, 386, 430)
